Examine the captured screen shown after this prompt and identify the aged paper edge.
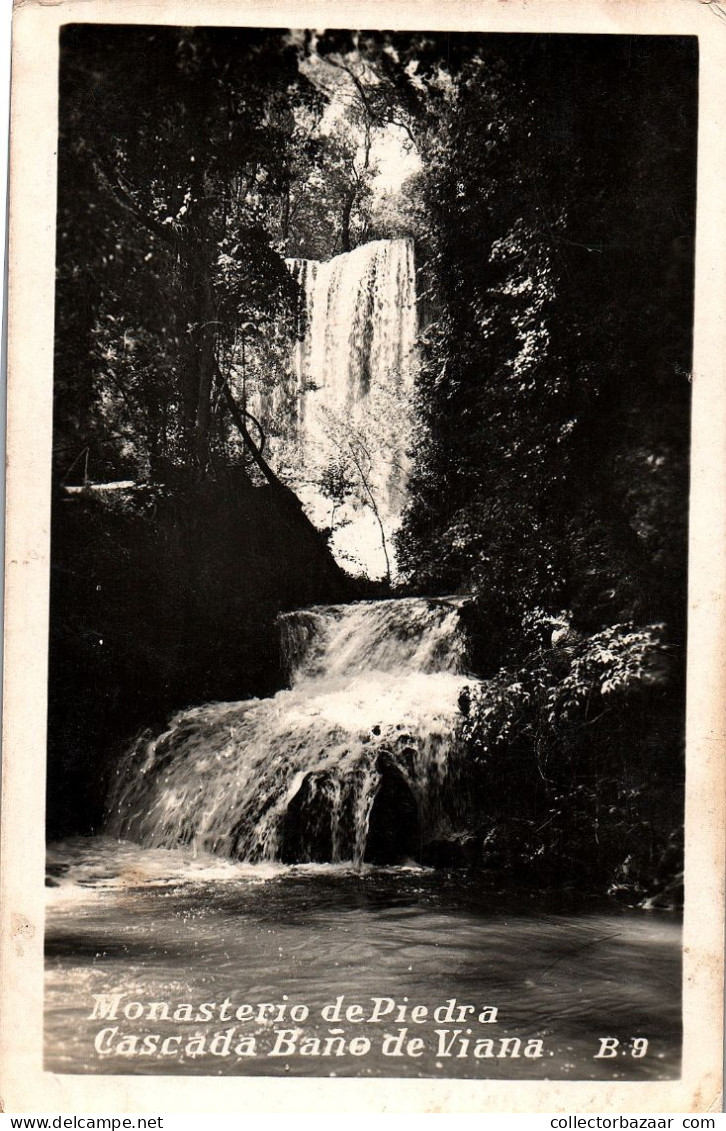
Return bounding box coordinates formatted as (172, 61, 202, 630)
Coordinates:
(1, 0, 724, 1114)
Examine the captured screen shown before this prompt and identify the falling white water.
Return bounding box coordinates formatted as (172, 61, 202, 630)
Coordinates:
(282, 238, 418, 579)
(107, 597, 477, 866)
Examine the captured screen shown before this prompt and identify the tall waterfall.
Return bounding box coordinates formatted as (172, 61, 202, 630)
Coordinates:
(108, 598, 476, 866)
(281, 238, 418, 579)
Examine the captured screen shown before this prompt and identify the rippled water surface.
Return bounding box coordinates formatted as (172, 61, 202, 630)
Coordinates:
(45, 838, 681, 1079)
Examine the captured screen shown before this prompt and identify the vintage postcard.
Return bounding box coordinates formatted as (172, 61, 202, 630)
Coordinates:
(1, 0, 724, 1115)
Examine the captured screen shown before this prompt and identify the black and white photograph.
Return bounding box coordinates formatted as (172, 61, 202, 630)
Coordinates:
(2, 0, 724, 1114)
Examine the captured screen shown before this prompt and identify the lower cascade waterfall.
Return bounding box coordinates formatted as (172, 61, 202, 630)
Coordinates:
(108, 597, 477, 865)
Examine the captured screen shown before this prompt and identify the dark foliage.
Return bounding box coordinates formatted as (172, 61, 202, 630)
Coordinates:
(389, 35, 696, 653)
(55, 25, 316, 482)
(453, 617, 685, 902)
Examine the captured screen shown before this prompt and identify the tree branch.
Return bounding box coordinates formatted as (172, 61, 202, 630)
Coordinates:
(216, 369, 284, 489)
(92, 158, 188, 259)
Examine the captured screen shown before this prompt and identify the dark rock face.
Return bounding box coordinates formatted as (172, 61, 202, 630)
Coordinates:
(278, 760, 423, 867)
(279, 773, 336, 864)
(419, 837, 478, 869)
(365, 763, 420, 865)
